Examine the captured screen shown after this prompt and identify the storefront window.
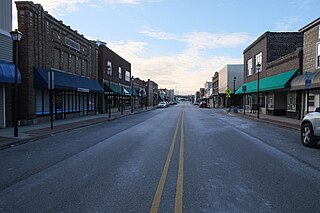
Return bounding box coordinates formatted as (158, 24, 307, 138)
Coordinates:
(287, 94, 296, 111)
(268, 96, 273, 109)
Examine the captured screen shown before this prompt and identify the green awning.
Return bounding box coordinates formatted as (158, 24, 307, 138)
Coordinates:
(104, 82, 138, 96)
(236, 69, 298, 94)
(104, 82, 121, 95)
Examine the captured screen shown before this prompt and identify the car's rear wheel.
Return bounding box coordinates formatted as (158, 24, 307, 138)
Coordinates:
(301, 123, 318, 147)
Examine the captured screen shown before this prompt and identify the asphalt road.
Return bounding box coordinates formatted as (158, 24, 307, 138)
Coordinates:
(1, 102, 320, 212)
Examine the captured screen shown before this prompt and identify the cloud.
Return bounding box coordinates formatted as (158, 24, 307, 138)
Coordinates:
(289, 0, 315, 10)
(107, 40, 242, 95)
(275, 16, 302, 31)
(140, 27, 252, 52)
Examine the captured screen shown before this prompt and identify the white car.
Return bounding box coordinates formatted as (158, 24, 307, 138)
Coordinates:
(301, 107, 320, 147)
(158, 102, 168, 108)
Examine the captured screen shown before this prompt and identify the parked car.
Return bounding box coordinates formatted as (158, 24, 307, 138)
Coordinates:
(158, 102, 168, 108)
(199, 102, 207, 108)
(193, 102, 200, 105)
(301, 107, 320, 147)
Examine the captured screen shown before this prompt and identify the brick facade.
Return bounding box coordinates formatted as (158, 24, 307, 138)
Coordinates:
(98, 45, 131, 87)
(16, 1, 99, 124)
(243, 32, 303, 83)
(300, 18, 320, 72)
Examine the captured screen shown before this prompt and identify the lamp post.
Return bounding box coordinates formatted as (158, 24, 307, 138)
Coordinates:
(131, 76, 134, 113)
(10, 29, 23, 137)
(256, 63, 261, 119)
(233, 76, 236, 107)
(107, 63, 112, 118)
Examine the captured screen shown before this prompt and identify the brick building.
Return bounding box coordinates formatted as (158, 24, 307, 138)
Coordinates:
(291, 18, 320, 118)
(145, 79, 159, 107)
(16, 1, 104, 125)
(236, 32, 303, 117)
(98, 44, 133, 114)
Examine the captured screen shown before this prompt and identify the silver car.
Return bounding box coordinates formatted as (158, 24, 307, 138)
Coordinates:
(301, 107, 320, 147)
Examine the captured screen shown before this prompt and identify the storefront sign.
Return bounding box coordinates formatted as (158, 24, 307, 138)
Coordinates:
(77, 88, 89, 93)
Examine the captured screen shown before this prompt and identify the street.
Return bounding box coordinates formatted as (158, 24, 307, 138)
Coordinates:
(1, 102, 320, 212)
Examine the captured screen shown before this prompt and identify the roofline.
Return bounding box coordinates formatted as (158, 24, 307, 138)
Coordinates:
(299, 17, 320, 32)
(243, 32, 268, 54)
(243, 31, 302, 54)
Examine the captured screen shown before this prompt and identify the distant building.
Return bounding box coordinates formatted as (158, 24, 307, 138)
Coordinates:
(167, 89, 175, 102)
(216, 64, 244, 107)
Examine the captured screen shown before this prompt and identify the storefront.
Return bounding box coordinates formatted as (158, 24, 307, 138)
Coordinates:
(34, 68, 104, 121)
(290, 71, 320, 119)
(0, 60, 21, 128)
(104, 82, 138, 113)
(236, 69, 298, 116)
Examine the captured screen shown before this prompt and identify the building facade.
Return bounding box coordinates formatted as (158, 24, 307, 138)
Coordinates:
(237, 32, 303, 117)
(217, 64, 244, 108)
(291, 18, 320, 119)
(16, 1, 103, 125)
(98, 44, 133, 114)
(0, 0, 23, 128)
(145, 79, 159, 107)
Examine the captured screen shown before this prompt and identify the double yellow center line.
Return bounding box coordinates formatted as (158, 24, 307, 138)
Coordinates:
(150, 111, 185, 213)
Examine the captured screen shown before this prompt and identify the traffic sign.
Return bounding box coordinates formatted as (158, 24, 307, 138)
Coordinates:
(305, 71, 312, 90)
(225, 88, 231, 99)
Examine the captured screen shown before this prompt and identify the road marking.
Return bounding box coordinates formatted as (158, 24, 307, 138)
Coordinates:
(150, 112, 182, 213)
(175, 111, 184, 213)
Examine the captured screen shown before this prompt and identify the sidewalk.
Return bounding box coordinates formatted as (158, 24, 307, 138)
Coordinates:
(226, 108, 301, 131)
(0, 106, 155, 150)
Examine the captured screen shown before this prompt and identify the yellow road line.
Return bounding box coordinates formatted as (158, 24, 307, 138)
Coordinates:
(175, 111, 184, 213)
(150, 112, 182, 213)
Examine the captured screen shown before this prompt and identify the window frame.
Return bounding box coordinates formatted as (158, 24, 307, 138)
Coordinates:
(247, 58, 253, 76)
(255, 52, 262, 73)
(118, 66, 122, 79)
(125, 70, 131, 82)
(316, 42, 320, 69)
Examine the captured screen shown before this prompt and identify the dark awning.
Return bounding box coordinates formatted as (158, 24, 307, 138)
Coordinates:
(34, 68, 104, 93)
(0, 60, 21, 84)
(236, 69, 298, 94)
(290, 71, 320, 90)
(104, 82, 138, 96)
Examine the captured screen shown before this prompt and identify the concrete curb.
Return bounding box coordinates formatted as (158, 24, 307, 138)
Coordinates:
(233, 112, 300, 131)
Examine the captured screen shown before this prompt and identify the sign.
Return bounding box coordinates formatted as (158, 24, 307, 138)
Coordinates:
(242, 85, 247, 92)
(305, 71, 312, 90)
(48, 71, 54, 90)
(77, 88, 90, 93)
(225, 88, 231, 99)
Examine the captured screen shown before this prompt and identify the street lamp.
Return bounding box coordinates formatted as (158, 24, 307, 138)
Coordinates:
(233, 76, 236, 107)
(256, 63, 261, 119)
(131, 76, 134, 113)
(10, 29, 23, 137)
(107, 63, 112, 118)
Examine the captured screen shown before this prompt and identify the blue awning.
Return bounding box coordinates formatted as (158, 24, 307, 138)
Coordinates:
(34, 68, 104, 93)
(0, 60, 21, 84)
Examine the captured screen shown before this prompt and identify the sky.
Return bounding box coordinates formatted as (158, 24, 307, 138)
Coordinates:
(12, 0, 319, 95)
